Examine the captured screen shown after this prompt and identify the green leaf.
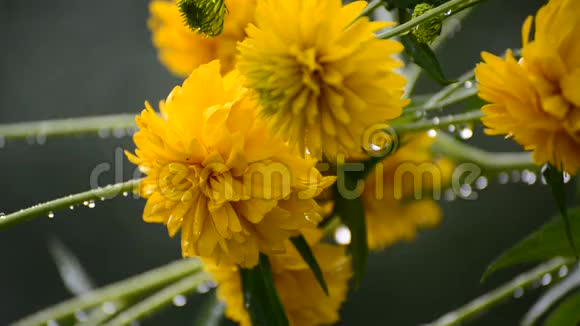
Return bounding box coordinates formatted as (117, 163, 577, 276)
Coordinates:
(400, 34, 455, 85)
(544, 164, 579, 259)
(334, 174, 368, 287)
(48, 238, 95, 295)
(193, 290, 224, 326)
(240, 254, 289, 326)
(482, 208, 580, 281)
(290, 235, 329, 295)
(544, 291, 580, 326)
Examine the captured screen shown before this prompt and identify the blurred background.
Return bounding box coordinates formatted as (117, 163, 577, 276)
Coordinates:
(0, 0, 561, 325)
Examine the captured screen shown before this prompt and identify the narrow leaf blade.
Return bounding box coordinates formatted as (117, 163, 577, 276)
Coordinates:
(543, 164, 578, 258)
(290, 235, 329, 295)
(401, 34, 455, 85)
(482, 208, 580, 280)
(335, 179, 368, 287)
(240, 254, 289, 326)
(544, 291, 580, 326)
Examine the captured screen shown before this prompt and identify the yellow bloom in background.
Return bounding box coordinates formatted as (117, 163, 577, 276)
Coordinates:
(476, 0, 580, 174)
(126, 61, 335, 268)
(238, 0, 408, 159)
(205, 240, 351, 326)
(362, 135, 453, 250)
(149, 0, 256, 77)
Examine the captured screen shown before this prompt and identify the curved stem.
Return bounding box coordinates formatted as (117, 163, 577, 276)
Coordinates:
(0, 179, 141, 230)
(0, 114, 136, 139)
(393, 110, 484, 134)
(377, 0, 477, 39)
(12, 259, 204, 326)
(105, 273, 211, 326)
(426, 258, 571, 326)
(432, 133, 537, 174)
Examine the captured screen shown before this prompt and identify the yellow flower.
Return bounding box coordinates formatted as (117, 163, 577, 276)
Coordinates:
(204, 239, 351, 326)
(362, 135, 453, 249)
(476, 0, 580, 174)
(126, 61, 335, 267)
(237, 0, 408, 159)
(149, 0, 256, 77)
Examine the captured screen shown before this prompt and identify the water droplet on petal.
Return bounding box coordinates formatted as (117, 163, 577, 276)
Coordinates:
(334, 226, 351, 245)
(172, 295, 187, 307)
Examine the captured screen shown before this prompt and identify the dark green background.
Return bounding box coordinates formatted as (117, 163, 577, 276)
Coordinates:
(0, 0, 559, 325)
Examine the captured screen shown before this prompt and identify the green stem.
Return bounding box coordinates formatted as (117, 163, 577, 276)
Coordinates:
(105, 273, 211, 326)
(393, 110, 484, 134)
(12, 259, 204, 326)
(377, 0, 477, 39)
(0, 179, 141, 230)
(0, 114, 136, 139)
(432, 133, 537, 174)
(426, 258, 571, 326)
(359, 0, 383, 18)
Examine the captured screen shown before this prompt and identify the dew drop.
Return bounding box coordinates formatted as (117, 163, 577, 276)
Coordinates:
(82, 201, 89, 206)
(36, 134, 47, 145)
(100, 197, 106, 201)
(447, 125, 456, 132)
(444, 189, 456, 202)
(475, 176, 488, 190)
(459, 126, 473, 140)
(459, 184, 473, 198)
(498, 172, 509, 184)
(334, 226, 351, 245)
(69, 205, 75, 210)
(427, 129, 438, 138)
(0, 212, 5, 220)
(513, 287, 524, 298)
(172, 295, 187, 307)
(98, 129, 111, 139)
(564, 172, 571, 184)
(432, 117, 440, 125)
(26, 135, 35, 144)
(75, 310, 88, 322)
(102, 302, 117, 315)
(48, 212, 55, 219)
(464, 80, 473, 88)
(197, 283, 211, 294)
(541, 273, 552, 286)
(444, 9, 452, 16)
(47, 320, 59, 326)
(113, 128, 126, 138)
(558, 265, 569, 278)
(521, 170, 537, 185)
(122, 192, 129, 197)
(88, 200, 96, 209)
(415, 110, 425, 119)
(511, 170, 521, 183)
